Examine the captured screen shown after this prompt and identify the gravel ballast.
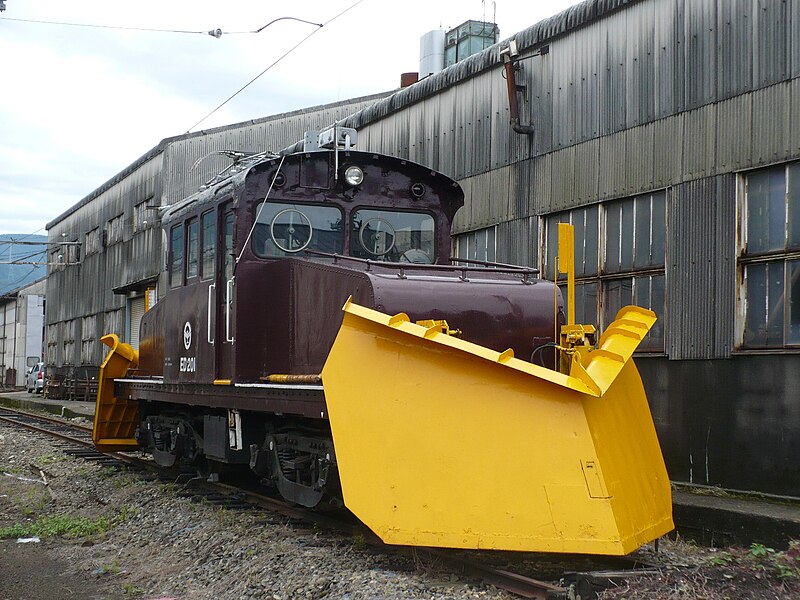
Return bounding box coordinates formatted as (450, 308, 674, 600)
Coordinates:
(0, 418, 508, 599)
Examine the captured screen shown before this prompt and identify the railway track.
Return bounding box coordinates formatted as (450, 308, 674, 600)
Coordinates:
(0, 406, 659, 599)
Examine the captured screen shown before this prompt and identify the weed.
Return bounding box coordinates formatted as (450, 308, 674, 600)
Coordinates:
(35, 453, 65, 466)
(122, 583, 144, 595)
(0, 513, 110, 539)
(214, 507, 237, 527)
(100, 560, 120, 575)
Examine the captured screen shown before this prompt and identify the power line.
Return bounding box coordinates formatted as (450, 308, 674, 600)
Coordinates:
(0, 15, 324, 39)
(186, 0, 368, 132)
(0, 15, 217, 36)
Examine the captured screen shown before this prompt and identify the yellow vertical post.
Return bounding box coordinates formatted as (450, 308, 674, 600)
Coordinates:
(558, 223, 575, 325)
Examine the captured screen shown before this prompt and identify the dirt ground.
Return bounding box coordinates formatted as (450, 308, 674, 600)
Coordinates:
(0, 541, 121, 600)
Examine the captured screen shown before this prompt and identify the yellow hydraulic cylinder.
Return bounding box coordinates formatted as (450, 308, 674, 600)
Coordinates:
(92, 334, 140, 452)
(321, 299, 673, 555)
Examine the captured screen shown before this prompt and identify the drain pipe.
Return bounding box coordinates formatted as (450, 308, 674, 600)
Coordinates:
(501, 40, 535, 136)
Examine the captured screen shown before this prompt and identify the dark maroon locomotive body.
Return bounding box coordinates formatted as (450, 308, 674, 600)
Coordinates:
(130, 141, 564, 505)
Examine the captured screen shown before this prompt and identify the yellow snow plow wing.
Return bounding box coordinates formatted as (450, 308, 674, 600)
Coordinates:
(321, 299, 673, 555)
(92, 334, 139, 452)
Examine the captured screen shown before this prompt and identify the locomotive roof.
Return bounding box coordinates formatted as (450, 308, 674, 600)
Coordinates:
(161, 148, 464, 225)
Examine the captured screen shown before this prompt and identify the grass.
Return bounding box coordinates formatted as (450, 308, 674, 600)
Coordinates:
(0, 513, 110, 539)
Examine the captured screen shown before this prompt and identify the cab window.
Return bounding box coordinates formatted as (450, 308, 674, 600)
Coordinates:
(252, 202, 343, 257)
(351, 209, 435, 263)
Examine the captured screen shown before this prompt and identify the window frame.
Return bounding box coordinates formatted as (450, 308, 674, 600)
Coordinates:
(186, 217, 199, 280)
(169, 223, 185, 288)
(736, 162, 800, 350)
(200, 210, 216, 280)
(540, 189, 669, 354)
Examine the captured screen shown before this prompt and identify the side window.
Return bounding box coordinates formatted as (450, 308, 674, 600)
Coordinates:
(201, 210, 216, 279)
(186, 218, 199, 279)
(170, 224, 184, 287)
(738, 162, 800, 348)
(224, 212, 234, 280)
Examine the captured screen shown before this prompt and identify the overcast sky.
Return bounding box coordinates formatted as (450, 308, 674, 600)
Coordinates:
(0, 0, 580, 235)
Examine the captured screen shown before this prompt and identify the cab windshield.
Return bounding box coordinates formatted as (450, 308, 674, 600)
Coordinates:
(351, 209, 435, 263)
(252, 202, 344, 257)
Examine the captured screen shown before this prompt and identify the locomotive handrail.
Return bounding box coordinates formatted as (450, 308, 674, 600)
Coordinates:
(225, 277, 235, 342)
(301, 250, 540, 282)
(448, 257, 540, 273)
(207, 283, 216, 345)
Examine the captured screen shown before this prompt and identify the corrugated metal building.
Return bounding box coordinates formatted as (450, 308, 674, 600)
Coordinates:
(48, 0, 800, 495)
(45, 93, 390, 389)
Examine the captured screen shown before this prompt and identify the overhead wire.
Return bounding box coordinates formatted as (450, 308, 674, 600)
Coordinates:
(0, 14, 325, 38)
(0, 15, 216, 35)
(186, 0, 368, 132)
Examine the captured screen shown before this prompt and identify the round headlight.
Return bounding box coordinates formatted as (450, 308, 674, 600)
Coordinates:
(344, 165, 364, 186)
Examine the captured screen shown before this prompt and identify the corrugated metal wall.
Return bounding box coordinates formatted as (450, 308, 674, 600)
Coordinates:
(46, 155, 162, 367)
(340, 0, 800, 360)
(667, 175, 736, 359)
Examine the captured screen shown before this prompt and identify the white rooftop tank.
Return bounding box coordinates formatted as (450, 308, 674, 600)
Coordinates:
(419, 30, 445, 77)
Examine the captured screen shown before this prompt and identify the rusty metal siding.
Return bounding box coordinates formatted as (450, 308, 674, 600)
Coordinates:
(667, 175, 736, 360)
(682, 104, 717, 181)
(717, 0, 754, 99)
(716, 94, 753, 172)
(714, 174, 737, 357)
(751, 81, 792, 166)
(683, 0, 718, 109)
(653, 0, 685, 119)
(753, 0, 789, 88)
(625, 0, 657, 128)
(792, 78, 800, 155)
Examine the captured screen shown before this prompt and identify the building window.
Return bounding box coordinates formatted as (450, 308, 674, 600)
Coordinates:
(104, 309, 123, 337)
(133, 199, 155, 233)
(63, 319, 76, 366)
(50, 249, 63, 271)
(66, 240, 81, 265)
(738, 162, 800, 348)
(81, 315, 96, 365)
(541, 190, 667, 353)
(454, 226, 496, 263)
(46, 323, 58, 365)
(85, 228, 100, 256)
(106, 214, 124, 245)
(169, 224, 184, 287)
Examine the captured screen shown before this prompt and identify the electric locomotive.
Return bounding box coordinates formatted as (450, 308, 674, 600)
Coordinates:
(94, 127, 674, 554)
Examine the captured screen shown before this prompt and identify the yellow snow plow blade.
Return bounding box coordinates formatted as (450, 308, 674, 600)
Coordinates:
(321, 299, 673, 555)
(92, 334, 139, 452)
